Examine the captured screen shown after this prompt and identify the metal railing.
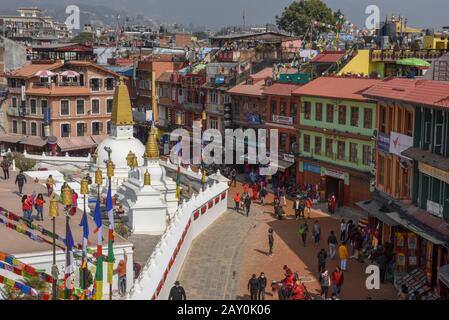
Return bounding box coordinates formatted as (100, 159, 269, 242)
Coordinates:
(370, 49, 448, 62)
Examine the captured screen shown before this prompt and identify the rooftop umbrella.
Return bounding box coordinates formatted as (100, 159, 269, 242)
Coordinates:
(396, 58, 431, 68)
(60, 70, 80, 78)
(35, 70, 56, 77)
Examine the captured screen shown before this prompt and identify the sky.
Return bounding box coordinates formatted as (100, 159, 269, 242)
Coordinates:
(0, 0, 448, 30)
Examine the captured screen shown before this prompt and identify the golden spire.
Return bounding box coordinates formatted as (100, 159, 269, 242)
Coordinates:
(111, 77, 134, 126)
(145, 126, 159, 160)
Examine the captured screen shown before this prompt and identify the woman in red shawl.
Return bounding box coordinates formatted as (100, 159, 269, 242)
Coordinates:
(252, 183, 259, 201)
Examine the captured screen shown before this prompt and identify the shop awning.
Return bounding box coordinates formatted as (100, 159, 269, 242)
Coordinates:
(402, 147, 449, 173)
(238, 153, 295, 172)
(20, 136, 47, 147)
(438, 264, 449, 288)
(57, 136, 97, 152)
(356, 200, 399, 226)
(386, 211, 447, 247)
(91, 134, 109, 145)
(0, 134, 24, 144)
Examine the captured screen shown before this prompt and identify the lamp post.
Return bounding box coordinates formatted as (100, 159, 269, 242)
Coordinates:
(61, 183, 72, 300)
(104, 146, 114, 301)
(49, 196, 59, 300)
(80, 176, 89, 296)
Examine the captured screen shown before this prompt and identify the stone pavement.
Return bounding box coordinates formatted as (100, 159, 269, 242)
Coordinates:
(176, 198, 260, 300)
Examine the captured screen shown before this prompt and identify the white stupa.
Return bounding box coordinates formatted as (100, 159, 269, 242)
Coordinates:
(91, 78, 146, 192)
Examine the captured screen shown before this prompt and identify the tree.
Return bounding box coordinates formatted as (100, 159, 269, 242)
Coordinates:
(5, 152, 36, 171)
(0, 275, 49, 300)
(71, 32, 94, 44)
(276, 0, 336, 40)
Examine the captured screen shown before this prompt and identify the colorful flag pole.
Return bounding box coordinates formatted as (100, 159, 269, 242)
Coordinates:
(64, 219, 74, 300)
(93, 199, 103, 300)
(106, 181, 115, 299)
(78, 208, 89, 294)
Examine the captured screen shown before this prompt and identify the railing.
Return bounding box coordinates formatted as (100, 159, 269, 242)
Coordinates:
(183, 102, 203, 113)
(370, 49, 448, 62)
(205, 103, 223, 115)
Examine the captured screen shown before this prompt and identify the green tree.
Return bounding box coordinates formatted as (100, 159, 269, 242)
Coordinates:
(0, 275, 50, 300)
(276, 0, 336, 39)
(5, 152, 36, 171)
(71, 32, 94, 44)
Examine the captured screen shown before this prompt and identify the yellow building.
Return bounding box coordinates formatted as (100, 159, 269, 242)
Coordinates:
(424, 34, 449, 50)
(338, 49, 385, 77)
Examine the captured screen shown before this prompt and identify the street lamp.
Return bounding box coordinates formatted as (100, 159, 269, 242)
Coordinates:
(49, 196, 59, 300)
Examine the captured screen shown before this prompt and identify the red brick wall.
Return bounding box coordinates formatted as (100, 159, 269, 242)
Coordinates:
(348, 174, 372, 208)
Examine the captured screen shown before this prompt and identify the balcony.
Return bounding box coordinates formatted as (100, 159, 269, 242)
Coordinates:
(183, 102, 203, 113)
(206, 103, 224, 115)
(370, 49, 447, 62)
(272, 115, 293, 126)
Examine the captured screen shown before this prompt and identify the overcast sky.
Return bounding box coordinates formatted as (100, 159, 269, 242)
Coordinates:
(1, 0, 448, 30)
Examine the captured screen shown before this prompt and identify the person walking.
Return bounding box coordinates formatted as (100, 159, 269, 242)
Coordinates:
(70, 190, 78, 216)
(46, 174, 55, 197)
(327, 231, 338, 259)
(279, 185, 286, 206)
(331, 267, 344, 297)
(259, 186, 267, 206)
(317, 248, 327, 273)
(319, 270, 331, 299)
(34, 193, 45, 221)
(268, 228, 274, 256)
(377, 253, 388, 283)
(293, 196, 301, 220)
(244, 193, 252, 217)
(339, 219, 347, 242)
(338, 242, 349, 271)
(21, 193, 35, 221)
(248, 274, 259, 300)
(313, 220, 321, 245)
(305, 197, 313, 219)
(168, 281, 187, 300)
(299, 221, 308, 247)
(257, 272, 267, 300)
(234, 192, 241, 213)
(1, 158, 10, 180)
(230, 168, 237, 187)
(113, 249, 128, 296)
(15, 170, 27, 195)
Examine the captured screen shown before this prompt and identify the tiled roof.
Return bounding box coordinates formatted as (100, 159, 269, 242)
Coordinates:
(227, 79, 266, 97)
(250, 67, 273, 80)
(292, 76, 380, 101)
(310, 51, 345, 63)
(262, 82, 302, 97)
(8, 62, 64, 78)
(363, 78, 449, 108)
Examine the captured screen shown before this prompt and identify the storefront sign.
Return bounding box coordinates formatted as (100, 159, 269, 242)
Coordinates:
(426, 200, 443, 218)
(323, 168, 345, 180)
(389, 131, 413, 157)
(281, 153, 295, 163)
(304, 163, 321, 175)
(419, 162, 449, 185)
(377, 132, 390, 153)
(272, 115, 293, 125)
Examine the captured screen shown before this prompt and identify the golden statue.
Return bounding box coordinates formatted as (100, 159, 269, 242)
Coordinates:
(145, 126, 160, 160)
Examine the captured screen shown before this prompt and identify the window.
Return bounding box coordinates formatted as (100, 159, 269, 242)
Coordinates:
(92, 122, 102, 135)
(291, 103, 297, 120)
(12, 97, 17, 108)
(315, 103, 323, 121)
(325, 139, 333, 158)
(76, 99, 85, 115)
(210, 91, 218, 104)
(21, 121, 27, 135)
(61, 124, 70, 137)
(60, 100, 69, 115)
(107, 121, 111, 134)
(350, 107, 359, 127)
(91, 99, 100, 114)
(303, 134, 310, 153)
(405, 110, 413, 136)
(77, 123, 86, 136)
(107, 99, 113, 114)
(41, 123, 46, 137)
(363, 145, 372, 166)
(79, 73, 85, 86)
(303, 101, 311, 120)
(12, 120, 18, 134)
(280, 102, 286, 116)
(271, 100, 277, 115)
(279, 133, 288, 152)
(379, 105, 387, 133)
(378, 154, 384, 185)
(30, 99, 37, 115)
(337, 141, 345, 160)
(90, 78, 101, 91)
(338, 105, 346, 125)
(364, 108, 373, 129)
(315, 136, 322, 155)
(30, 122, 37, 136)
(349, 143, 358, 163)
(326, 104, 334, 123)
(41, 100, 48, 115)
(105, 78, 114, 91)
(210, 117, 218, 130)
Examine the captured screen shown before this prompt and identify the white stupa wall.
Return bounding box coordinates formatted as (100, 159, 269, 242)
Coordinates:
(127, 180, 229, 300)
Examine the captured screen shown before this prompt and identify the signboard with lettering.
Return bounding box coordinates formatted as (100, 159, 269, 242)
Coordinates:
(304, 163, 321, 175)
(272, 115, 293, 125)
(377, 132, 390, 153)
(323, 168, 345, 180)
(389, 131, 413, 157)
(426, 200, 443, 218)
(281, 153, 296, 163)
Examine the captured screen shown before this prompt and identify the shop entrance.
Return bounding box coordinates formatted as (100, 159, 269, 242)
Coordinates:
(326, 176, 344, 206)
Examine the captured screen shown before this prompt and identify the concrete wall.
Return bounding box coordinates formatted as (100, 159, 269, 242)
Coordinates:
(0, 36, 27, 82)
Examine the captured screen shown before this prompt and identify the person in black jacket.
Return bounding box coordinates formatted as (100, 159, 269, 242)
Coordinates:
(257, 272, 267, 300)
(248, 274, 259, 300)
(244, 194, 251, 217)
(268, 228, 274, 256)
(15, 170, 27, 195)
(168, 281, 186, 300)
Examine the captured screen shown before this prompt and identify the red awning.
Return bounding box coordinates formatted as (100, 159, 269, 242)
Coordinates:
(57, 136, 97, 152)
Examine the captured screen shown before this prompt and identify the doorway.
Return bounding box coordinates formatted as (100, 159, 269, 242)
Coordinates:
(326, 176, 344, 206)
